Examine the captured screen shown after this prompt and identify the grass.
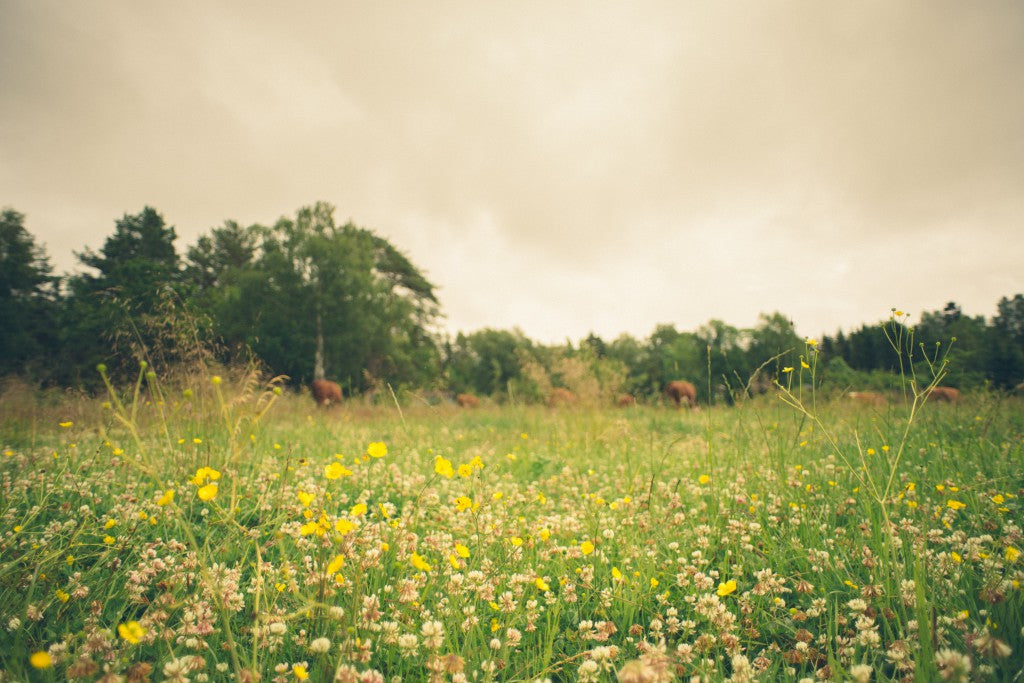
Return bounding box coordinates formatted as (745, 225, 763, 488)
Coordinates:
(0, 368, 1022, 682)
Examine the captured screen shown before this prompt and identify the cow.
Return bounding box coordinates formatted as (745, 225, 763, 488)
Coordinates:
(929, 386, 961, 403)
(616, 393, 637, 407)
(664, 380, 697, 408)
(848, 391, 887, 407)
(311, 379, 343, 407)
(547, 387, 577, 408)
(456, 393, 480, 408)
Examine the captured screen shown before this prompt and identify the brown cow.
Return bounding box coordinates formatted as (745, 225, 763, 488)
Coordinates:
(547, 387, 577, 408)
(311, 379, 343, 407)
(616, 393, 637, 407)
(456, 393, 480, 408)
(929, 386, 961, 403)
(665, 380, 697, 408)
(848, 391, 887, 407)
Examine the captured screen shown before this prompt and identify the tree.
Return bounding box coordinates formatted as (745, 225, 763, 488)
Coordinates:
(0, 208, 60, 378)
(61, 207, 184, 383)
(187, 202, 441, 391)
(746, 312, 803, 386)
(444, 328, 535, 397)
(987, 294, 1024, 389)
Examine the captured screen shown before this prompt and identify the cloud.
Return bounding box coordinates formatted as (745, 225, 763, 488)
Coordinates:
(1, 0, 1022, 342)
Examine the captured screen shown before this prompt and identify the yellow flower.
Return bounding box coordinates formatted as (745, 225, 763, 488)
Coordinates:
(947, 499, 966, 510)
(118, 621, 146, 644)
(335, 518, 355, 535)
(535, 577, 550, 591)
(297, 490, 316, 507)
(698, 474, 710, 485)
(55, 589, 69, 603)
(211, 375, 222, 385)
(104, 535, 115, 544)
(580, 541, 595, 555)
(197, 483, 218, 501)
(192, 438, 202, 445)
(717, 579, 738, 597)
(434, 456, 454, 479)
(509, 536, 523, 547)
(1006, 546, 1020, 563)
(59, 421, 73, 428)
(455, 543, 470, 558)
(157, 490, 174, 506)
(350, 503, 367, 517)
(951, 552, 963, 563)
(324, 461, 353, 479)
(454, 496, 473, 512)
(612, 567, 624, 581)
(539, 528, 551, 541)
(782, 367, 794, 374)
(367, 441, 387, 458)
(293, 664, 309, 680)
(411, 552, 432, 572)
(800, 360, 810, 369)
(992, 494, 1005, 505)
(327, 554, 345, 574)
(457, 463, 473, 478)
(650, 577, 659, 588)
(30, 651, 52, 669)
(191, 466, 221, 485)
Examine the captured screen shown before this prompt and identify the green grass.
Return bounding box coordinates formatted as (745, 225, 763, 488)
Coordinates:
(0, 374, 1022, 681)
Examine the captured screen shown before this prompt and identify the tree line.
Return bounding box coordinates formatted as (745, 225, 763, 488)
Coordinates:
(2, 203, 1023, 402)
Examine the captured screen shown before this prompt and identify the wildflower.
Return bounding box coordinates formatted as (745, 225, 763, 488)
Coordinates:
(454, 496, 473, 512)
(350, 503, 367, 517)
(191, 466, 220, 485)
(30, 651, 52, 669)
(157, 490, 175, 506)
(198, 483, 218, 501)
(434, 456, 454, 478)
(310, 637, 331, 654)
(59, 421, 73, 428)
(335, 519, 355, 535)
(717, 579, 738, 597)
(55, 589, 69, 603)
(509, 536, 523, 547)
(1006, 546, 1020, 563)
(992, 494, 1005, 504)
(698, 474, 710, 485)
(535, 577, 550, 591)
(457, 463, 473, 478)
(455, 543, 470, 558)
(327, 554, 345, 574)
(367, 442, 387, 458)
(411, 552, 432, 572)
(297, 490, 315, 507)
(211, 375, 222, 385)
(947, 500, 966, 510)
(611, 567, 624, 581)
(118, 621, 146, 644)
(801, 360, 810, 369)
(292, 663, 309, 680)
(580, 541, 595, 555)
(324, 461, 352, 479)
(783, 367, 794, 373)
(104, 535, 115, 544)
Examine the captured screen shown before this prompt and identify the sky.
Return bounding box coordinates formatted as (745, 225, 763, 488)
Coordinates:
(2, 1, 1023, 344)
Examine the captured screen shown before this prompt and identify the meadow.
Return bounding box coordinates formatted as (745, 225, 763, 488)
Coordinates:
(0, 365, 1022, 682)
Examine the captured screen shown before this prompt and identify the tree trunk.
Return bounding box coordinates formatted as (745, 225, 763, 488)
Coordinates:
(314, 307, 325, 381)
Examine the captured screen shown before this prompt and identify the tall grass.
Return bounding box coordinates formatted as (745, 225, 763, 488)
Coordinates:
(0, 356, 1021, 681)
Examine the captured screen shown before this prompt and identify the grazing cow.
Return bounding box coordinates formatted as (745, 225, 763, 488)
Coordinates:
(616, 393, 637, 407)
(930, 386, 961, 403)
(664, 380, 697, 408)
(311, 379, 343, 407)
(848, 391, 886, 407)
(547, 387, 577, 408)
(456, 393, 480, 408)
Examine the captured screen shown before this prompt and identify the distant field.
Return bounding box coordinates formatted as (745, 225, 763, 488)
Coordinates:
(1, 377, 1022, 681)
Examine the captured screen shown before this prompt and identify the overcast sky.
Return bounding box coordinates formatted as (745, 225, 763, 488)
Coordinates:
(2, 1, 1022, 343)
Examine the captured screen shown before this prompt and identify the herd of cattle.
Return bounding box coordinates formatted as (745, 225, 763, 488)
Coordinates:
(310, 378, 962, 409)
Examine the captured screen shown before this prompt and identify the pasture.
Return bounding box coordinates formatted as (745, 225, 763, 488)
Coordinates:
(0, 371, 1022, 681)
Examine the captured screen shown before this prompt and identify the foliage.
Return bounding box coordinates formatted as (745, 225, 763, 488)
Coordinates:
(0, 208, 60, 379)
